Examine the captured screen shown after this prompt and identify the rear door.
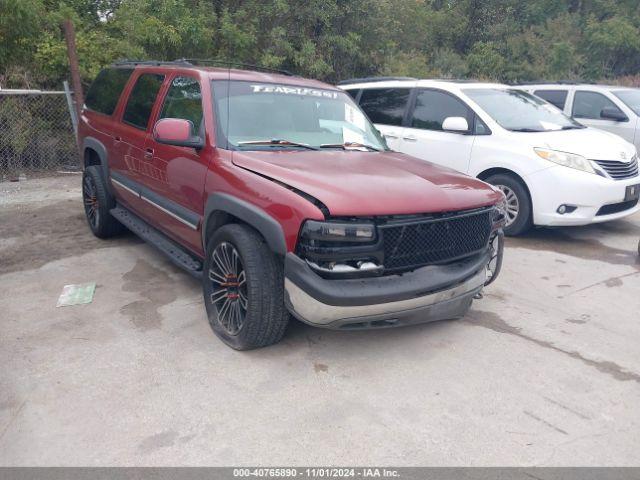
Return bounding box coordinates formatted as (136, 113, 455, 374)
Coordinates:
(110, 71, 166, 218)
(143, 73, 208, 253)
(357, 87, 411, 150)
(571, 90, 636, 144)
(398, 88, 476, 174)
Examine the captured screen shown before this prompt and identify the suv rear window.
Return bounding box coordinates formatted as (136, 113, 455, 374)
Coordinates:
(534, 90, 568, 110)
(358, 88, 410, 126)
(84, 68, 132, 115)
(122, 73, 165, 129)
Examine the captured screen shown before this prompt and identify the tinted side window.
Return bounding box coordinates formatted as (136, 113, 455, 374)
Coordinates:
(534, 90, 568, 110)
(85, 68, 132, 115)
(573, 91, 622, 119)
(410, 90, 469, 131)
(358, 88, 410, 126)
(159, 77, 203, 132)
(122, 73, 165, 129)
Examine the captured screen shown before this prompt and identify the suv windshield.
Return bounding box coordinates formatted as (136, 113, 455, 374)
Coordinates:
(613, 89, 640, 116)
(212, 80, 387, 151)
(463, 88, 583, 132)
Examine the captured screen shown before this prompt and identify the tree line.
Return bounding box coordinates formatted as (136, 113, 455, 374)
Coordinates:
(2, 0, 640, 89)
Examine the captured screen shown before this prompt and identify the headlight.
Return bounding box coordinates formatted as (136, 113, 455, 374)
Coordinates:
(534, 148, 595, 174)
(300, 220, 376, 243)
(297, 220, 381, 278)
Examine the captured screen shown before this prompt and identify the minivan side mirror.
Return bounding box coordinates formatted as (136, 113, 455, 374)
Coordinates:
(153, 118, 204, 149)
(442, 116, 470, 134)
(600, 107, 627, 122)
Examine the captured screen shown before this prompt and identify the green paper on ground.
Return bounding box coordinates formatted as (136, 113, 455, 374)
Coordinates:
(56, 283, 96, 307)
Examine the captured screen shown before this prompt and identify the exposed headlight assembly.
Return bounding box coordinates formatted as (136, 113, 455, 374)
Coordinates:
(297, 220, 381, 278)
(534, 148, 595, 174)
(300, 220, 376, 243)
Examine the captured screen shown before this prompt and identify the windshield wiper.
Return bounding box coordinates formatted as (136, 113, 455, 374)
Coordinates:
(561, 125, 586, 130)
(509, 128, 544, 132)
(237, 139, 319, 150)
(320, 142, 381, 152)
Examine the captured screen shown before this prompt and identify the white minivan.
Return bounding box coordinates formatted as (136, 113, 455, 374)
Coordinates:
(340, 78, 640, 235)
(519, 83, 640, 151)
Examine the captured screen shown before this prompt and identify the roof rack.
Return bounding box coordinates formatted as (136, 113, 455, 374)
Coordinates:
(112, 58, 294, 76)
(337, 76, 416, 86)
(177, 58, 295, 76)
(112, 59, 191, 67)
(513, 80, 594, 86)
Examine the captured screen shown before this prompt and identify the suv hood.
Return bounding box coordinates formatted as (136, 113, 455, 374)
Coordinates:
(517, 127, 636, 161)
(232, 150, 501, 216)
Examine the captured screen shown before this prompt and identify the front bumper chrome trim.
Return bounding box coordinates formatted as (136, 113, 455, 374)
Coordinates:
(285, 269, 486, 327)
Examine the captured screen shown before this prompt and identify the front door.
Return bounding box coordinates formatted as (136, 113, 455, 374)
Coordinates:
(144, 74, 208, 254)
(398, 89, 475, 174)
(571, 90, 637, 145)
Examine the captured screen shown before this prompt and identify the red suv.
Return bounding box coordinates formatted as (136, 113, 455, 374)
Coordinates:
(78, 60, 505, 350)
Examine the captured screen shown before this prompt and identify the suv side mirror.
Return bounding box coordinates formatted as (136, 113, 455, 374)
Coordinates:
(153, 118, 204, 149)
(600, 107, 627, 122)
(442, 116, 470, 134)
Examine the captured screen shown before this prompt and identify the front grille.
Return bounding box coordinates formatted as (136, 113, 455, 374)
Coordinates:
(381, 208, 492, 271)
(596, 198, 639, 216)
(593, 157, 639, 180)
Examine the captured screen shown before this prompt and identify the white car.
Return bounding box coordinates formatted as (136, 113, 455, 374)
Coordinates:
(339, 78, 640, 235)
(519, 83, 640, 151)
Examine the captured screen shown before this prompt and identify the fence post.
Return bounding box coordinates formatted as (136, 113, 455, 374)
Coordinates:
(62, 19, 84, 121)
(63, 81, 78, 135)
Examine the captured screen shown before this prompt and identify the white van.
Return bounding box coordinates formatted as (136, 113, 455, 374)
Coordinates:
(340, 78, 640, 235)
(519, 83, 640, 151)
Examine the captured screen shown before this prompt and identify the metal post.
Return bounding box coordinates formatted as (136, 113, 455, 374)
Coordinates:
(63, 81, 78, 135)
(62, 19, 84, 120)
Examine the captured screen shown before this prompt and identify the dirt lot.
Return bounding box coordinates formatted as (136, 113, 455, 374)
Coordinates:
(1, 175, 639, 466)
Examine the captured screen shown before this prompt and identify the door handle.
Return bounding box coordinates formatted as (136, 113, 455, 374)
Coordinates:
(385, 132, 399, 139)
(144, 148, 154, 159)
(403, 135, 417, 142)
(114, 136, 122, 143)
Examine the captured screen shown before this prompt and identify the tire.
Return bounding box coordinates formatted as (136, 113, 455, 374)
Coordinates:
(202, 224, 289, 350)
(485, 173, 532, 236)
(82, 166, 124, 238)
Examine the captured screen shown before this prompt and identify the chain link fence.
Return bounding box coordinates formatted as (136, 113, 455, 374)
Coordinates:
(0, 89, 80, 179)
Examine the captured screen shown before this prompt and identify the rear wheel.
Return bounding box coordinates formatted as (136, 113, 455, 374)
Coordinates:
(203, 224, 289, 350)
(82, 166, 123, 238)
(485, 173, 532, 236)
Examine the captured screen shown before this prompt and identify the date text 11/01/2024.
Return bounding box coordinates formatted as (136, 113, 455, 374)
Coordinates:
(233, 468, 400, 478)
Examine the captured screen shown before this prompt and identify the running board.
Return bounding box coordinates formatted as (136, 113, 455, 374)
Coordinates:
(111, 205, 203, 279)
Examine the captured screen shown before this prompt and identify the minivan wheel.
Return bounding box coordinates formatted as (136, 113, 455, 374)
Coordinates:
(203, 224, 289, 350)
(485, 173, 532, 236)
(82, 166, 123, 238)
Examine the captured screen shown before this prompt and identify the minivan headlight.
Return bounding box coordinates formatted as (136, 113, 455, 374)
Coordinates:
(534, 148, 595, 174)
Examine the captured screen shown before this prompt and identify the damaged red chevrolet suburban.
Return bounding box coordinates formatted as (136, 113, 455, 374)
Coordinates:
(78, 60, 505, 350)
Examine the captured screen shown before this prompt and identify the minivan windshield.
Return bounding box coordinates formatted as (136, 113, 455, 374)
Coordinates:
(613, 89, 640, 116)
(463, 88, 583, 132)
(212, 80, 388, 151)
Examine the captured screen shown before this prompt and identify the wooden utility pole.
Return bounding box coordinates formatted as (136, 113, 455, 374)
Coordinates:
(62, 19, 84, 121)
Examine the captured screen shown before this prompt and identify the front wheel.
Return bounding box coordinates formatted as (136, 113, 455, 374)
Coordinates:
(485, 173, 532, 236)
(203, 224, 289, 350)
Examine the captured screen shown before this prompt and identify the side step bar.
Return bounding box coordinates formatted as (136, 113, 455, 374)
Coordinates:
(111, 205, 203, 279)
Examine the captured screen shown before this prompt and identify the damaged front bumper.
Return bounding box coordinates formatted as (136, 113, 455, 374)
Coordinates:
(283, 233, 503, 330)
